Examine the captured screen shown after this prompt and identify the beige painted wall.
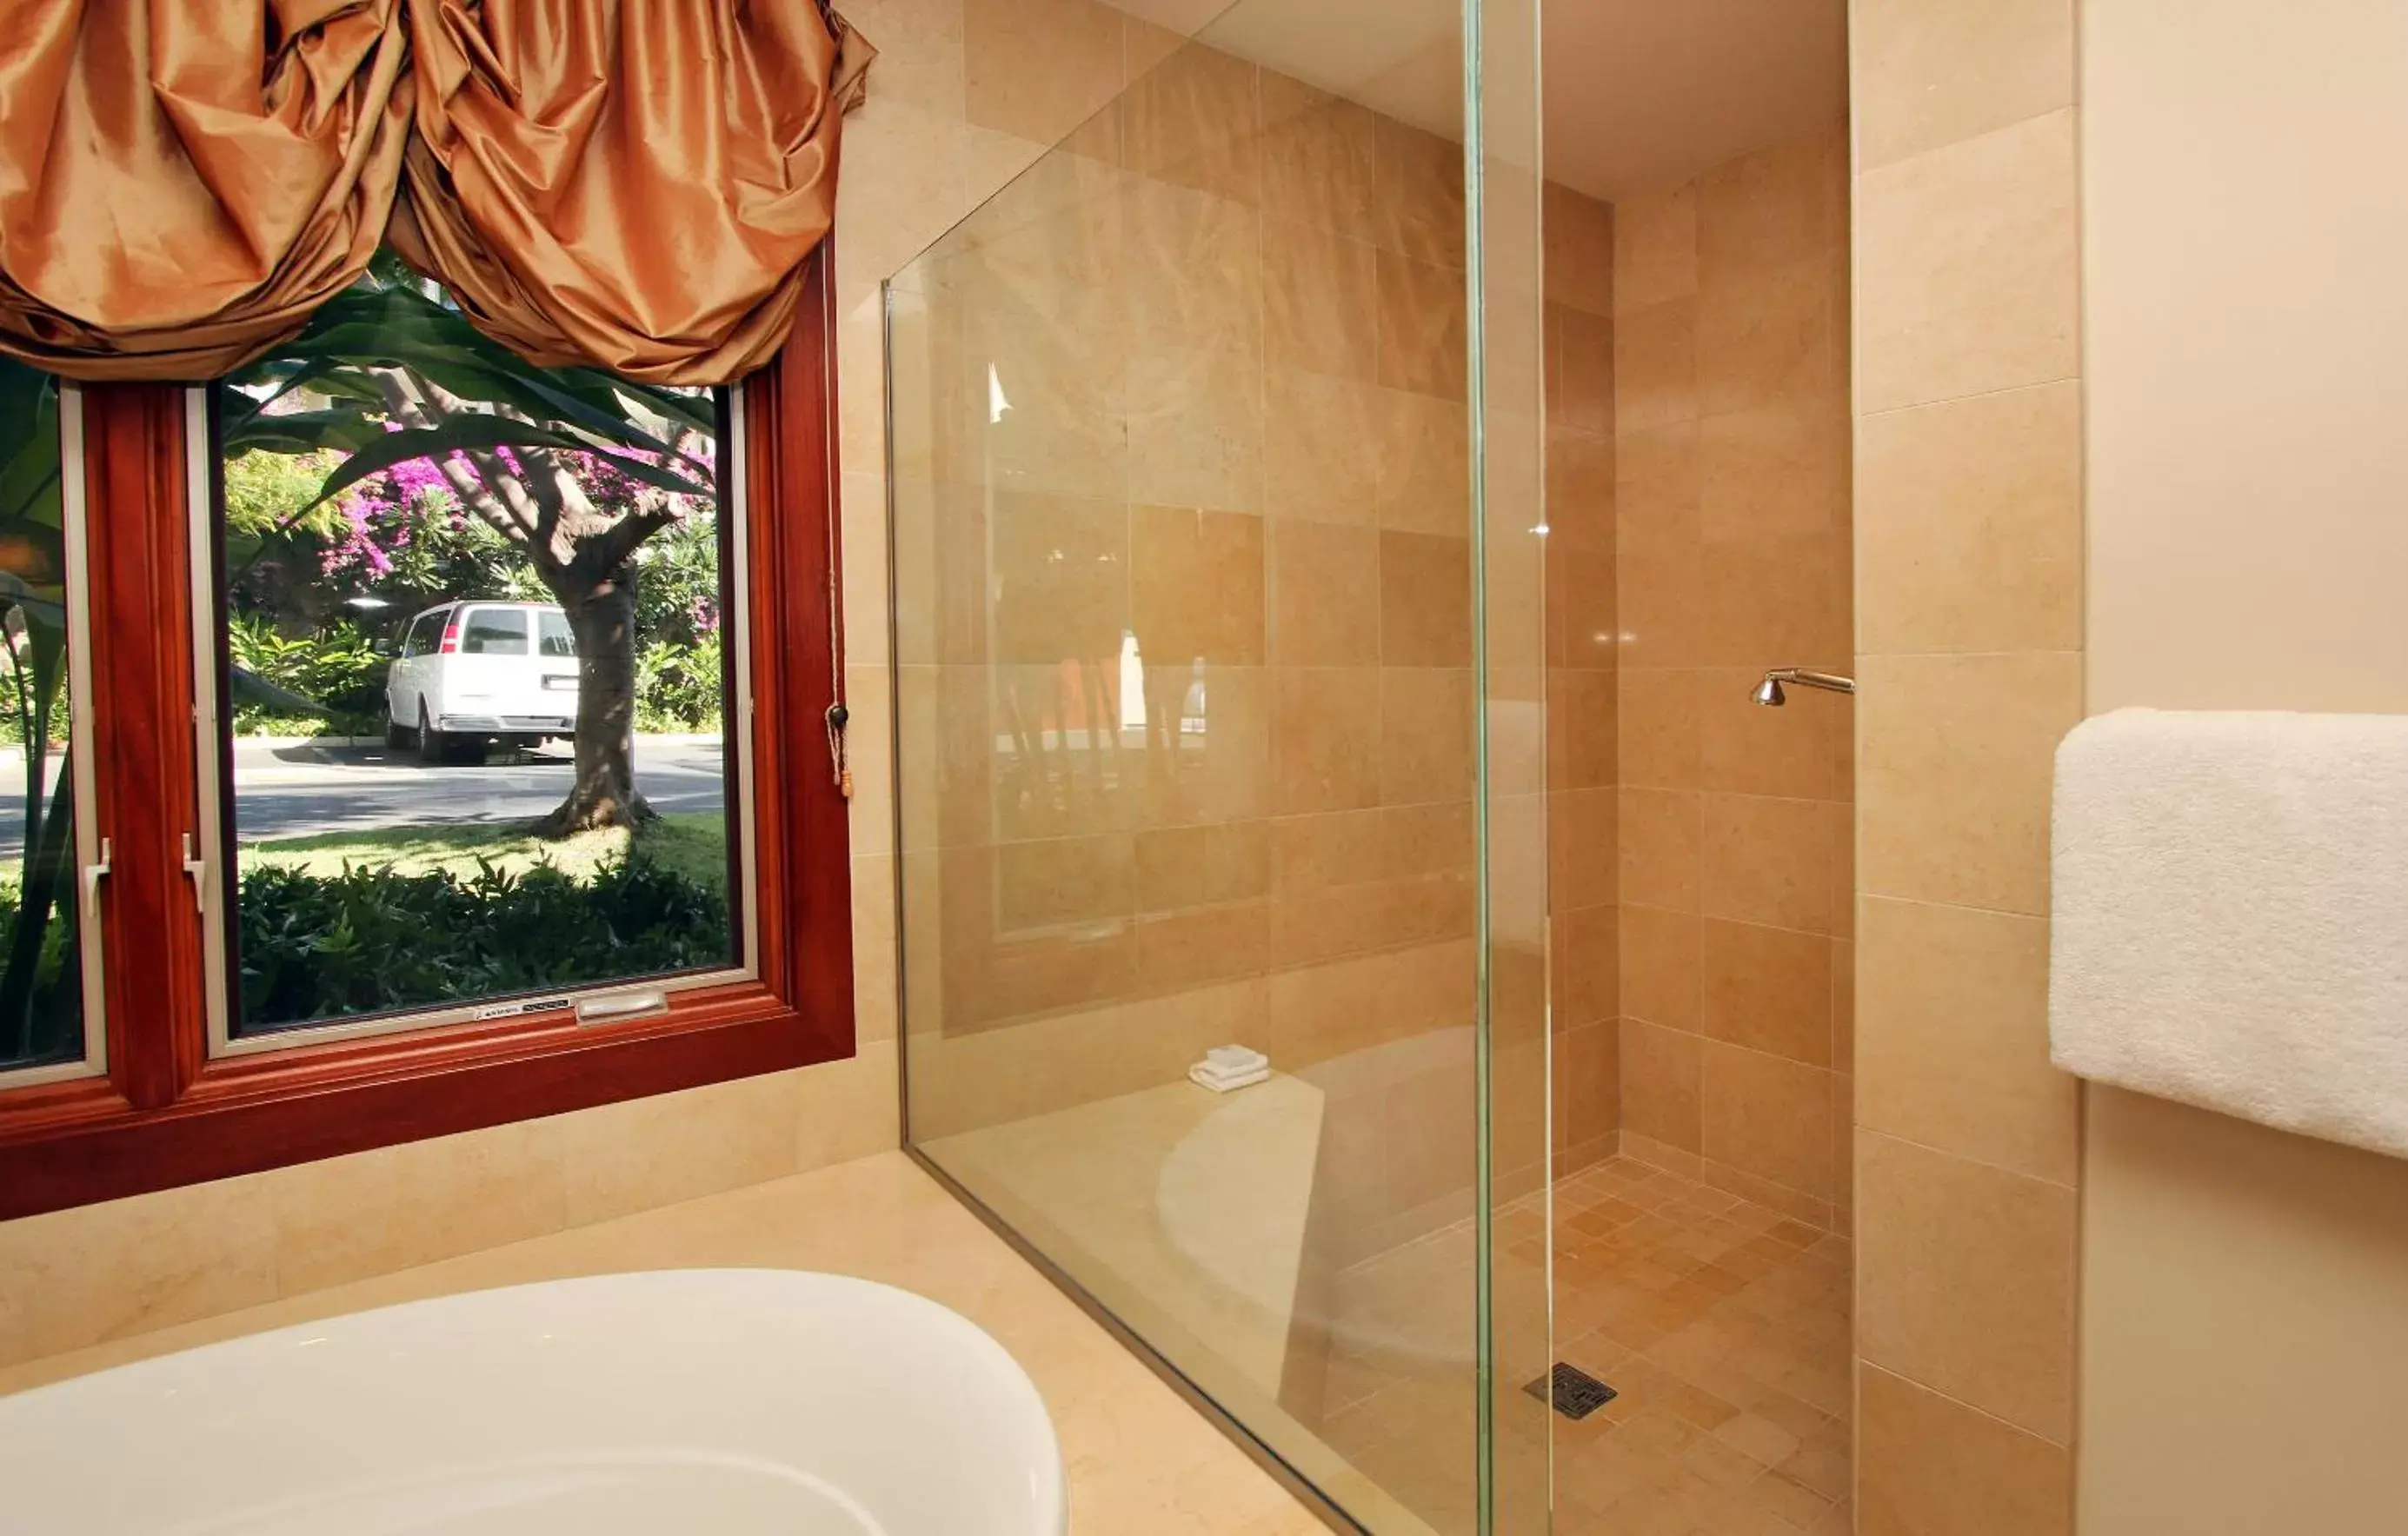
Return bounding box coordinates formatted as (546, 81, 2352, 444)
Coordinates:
(2079, 1, 2408, 1530)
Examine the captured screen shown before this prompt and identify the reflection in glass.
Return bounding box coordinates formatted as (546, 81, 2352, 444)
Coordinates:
(0, 362, 86, 1076)
(210, 256, 739, 1039)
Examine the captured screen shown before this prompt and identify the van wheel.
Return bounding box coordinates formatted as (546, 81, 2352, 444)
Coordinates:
(416, 705, 449, 766)
(384, 708, 411, 751)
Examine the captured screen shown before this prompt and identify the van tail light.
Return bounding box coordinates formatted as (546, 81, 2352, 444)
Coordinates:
(437, 615, 462, 655)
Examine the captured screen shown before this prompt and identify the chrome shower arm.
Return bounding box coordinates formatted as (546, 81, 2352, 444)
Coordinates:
(1752, 668, 1856, 706)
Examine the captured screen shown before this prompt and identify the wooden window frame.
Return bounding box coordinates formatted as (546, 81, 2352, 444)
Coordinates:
(0, 254, 853, 1221)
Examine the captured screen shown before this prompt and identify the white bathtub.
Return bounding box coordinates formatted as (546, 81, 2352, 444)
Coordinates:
(0, 1269, 1067, 1535)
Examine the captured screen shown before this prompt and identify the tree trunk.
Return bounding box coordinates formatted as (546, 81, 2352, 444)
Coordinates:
(533, 565, 655, 835)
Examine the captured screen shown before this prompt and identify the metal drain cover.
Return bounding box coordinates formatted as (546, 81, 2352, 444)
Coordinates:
(1524, 1362, 1617, 1420)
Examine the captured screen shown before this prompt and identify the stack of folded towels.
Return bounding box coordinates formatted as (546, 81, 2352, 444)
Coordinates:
(1189, 1044, 1269, 1093)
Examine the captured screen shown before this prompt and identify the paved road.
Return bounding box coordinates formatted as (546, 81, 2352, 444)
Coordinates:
(0, 735, 727, 859)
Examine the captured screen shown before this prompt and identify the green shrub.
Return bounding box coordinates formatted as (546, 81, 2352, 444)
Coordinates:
(0, 880, 83, 1067)
(635, 633, 724, 732)
(236, 854, 729, 1030)
(228, 615, 391, 719)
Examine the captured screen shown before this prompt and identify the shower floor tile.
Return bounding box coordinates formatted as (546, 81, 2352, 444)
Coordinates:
(1538, 1154, 1852, 1533)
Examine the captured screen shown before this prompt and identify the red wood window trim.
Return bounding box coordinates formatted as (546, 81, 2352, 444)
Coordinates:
(0, 253, 853, 1221)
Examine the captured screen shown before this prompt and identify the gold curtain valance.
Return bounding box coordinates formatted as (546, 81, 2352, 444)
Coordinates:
(0, 0, 412, 382)
(0, 0, 868, 386)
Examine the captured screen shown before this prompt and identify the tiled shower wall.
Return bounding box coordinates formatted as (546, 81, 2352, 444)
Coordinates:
(889, 31, 1621, 1267)
(1608, 124, 1857, 1232)
(1849, 0, 2086, 1531)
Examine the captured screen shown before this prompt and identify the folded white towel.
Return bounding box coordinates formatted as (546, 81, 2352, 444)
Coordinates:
(2049, 708, 2408, 1159)
(1189, 1063, 1269, 1094)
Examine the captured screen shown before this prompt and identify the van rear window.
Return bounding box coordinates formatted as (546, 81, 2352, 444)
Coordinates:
(538, 610, 576, 657)
(461, 608, 530, 655)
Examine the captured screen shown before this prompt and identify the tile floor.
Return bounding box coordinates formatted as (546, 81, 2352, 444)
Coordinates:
(1533, 1155, 1853, 1534)
(1313, 1152, 1852, 1535)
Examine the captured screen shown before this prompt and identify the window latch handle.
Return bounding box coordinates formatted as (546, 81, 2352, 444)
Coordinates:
(182, 832, 208, 915)
(82, 835, 112, 922)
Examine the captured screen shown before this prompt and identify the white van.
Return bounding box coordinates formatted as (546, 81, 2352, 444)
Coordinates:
(383, 601, 579, 763)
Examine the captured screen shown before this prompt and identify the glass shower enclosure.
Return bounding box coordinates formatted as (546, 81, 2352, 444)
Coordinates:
(885, 0, 1550, 1527)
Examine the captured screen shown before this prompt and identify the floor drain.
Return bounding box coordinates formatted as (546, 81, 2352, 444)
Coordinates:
(1524, 1361, 1618, 1420)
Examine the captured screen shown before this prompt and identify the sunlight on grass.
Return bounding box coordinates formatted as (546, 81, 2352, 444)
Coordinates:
(239, 812, 729, 892)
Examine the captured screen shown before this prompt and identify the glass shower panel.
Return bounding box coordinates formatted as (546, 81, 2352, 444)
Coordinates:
(889, 1, 1547, 1527)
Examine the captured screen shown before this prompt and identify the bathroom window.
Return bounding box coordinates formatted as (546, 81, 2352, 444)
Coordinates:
(197, 263, 748, 1047)
(0, 257, 851, 1220)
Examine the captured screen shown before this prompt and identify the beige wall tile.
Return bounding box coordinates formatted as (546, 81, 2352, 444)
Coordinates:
(1378, 668, 1476, 805)
(1263, 369, 1380, 525)
(996, 833, 1134, 929)
(1549, 788, 1620, 911)
(558, 1071, 803, 1228)
(1260, 70, 1376, 243)
(962, 0, 1127, 149)
(1379, 531, 1473, 667)
(795, 1043, 904, 1173)
(840, 0, 968, 117)
(1697, 401, 1850, 542)
(1700, 793, 1834, 934)
(1548, 667, 1620, 792)
(1121, 42, 1261, 206)
(1857, 381, 2083, 655)
(267, 1121, 568, 1297)
(1857, 650, 2083, 915)
(1545, 182, 1615, 317)
(991, 493, 1128, 663)
(1621, 1017, 1704, 1154)
(1550, 543, 1618, 672)
(1550, 303, 1615, 436)
(1375, 250, 1470, 401)
(1620, 903, 1701, 1033)
(1132, 504, 1266, 664)
(0, 1179, 277, 1367)
(1857, 109, 2079, 415)
(1859, 1364, 2072, 1536)
(1273, 668, 1382, 813)
(853, 853, 901, 1042)
(1700, 1041, 1837, 1200)
(1701, 918, 1833, 1067)
(1852, 0, 2076, 172)
(1698, 667, 1845, 801)
(1559, 1019, 1623, 1150)
(1613, 183, 1698, 316)
(1546, 424, 1616, 551)
(1619, 787, 1702, 914)
(1618, 667, 1700, 788)
(1372, 116, 1466, 269)
(1857, 896, 2078, 1185)
(1135, 821, 1272, 911)
(1858, 1132, 2078, 1442)
(1613, 297, 1699, 431)
(1374, 386, 1472, 536)
(1127, 344, 1264, 512)
(1271, 519, 1380, 664)
(1557, 901, 1620, 1028)
(1263, 216, 1380, 382)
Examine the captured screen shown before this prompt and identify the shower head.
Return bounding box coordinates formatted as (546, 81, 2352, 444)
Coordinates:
(1752, 668, 1856, 707)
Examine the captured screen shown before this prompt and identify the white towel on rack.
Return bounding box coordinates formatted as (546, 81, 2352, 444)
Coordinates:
(2049, 708, 2408, 1158)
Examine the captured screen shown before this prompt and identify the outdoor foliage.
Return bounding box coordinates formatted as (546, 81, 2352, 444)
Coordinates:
(227, 614, 389, 721)
(236, 854, 729, 1029)
(0, 359, 81, 1069)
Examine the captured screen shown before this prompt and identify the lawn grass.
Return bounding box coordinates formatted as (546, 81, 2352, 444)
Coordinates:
(239, 812, 730, 892)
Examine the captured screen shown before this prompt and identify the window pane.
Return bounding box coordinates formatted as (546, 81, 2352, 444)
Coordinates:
(209, 259, 741, 1041)
(0, 362, 90, 1076)
(459, 606, 529, 655)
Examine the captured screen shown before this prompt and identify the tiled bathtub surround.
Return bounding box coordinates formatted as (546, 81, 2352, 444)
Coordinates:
(1609, 123, 1857, 1233)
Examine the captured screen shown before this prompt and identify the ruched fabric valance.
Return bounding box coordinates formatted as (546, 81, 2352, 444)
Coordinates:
(388, 0, 871, 385)
(0, 0, 868, 386)
(0, 0, 413, 382)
